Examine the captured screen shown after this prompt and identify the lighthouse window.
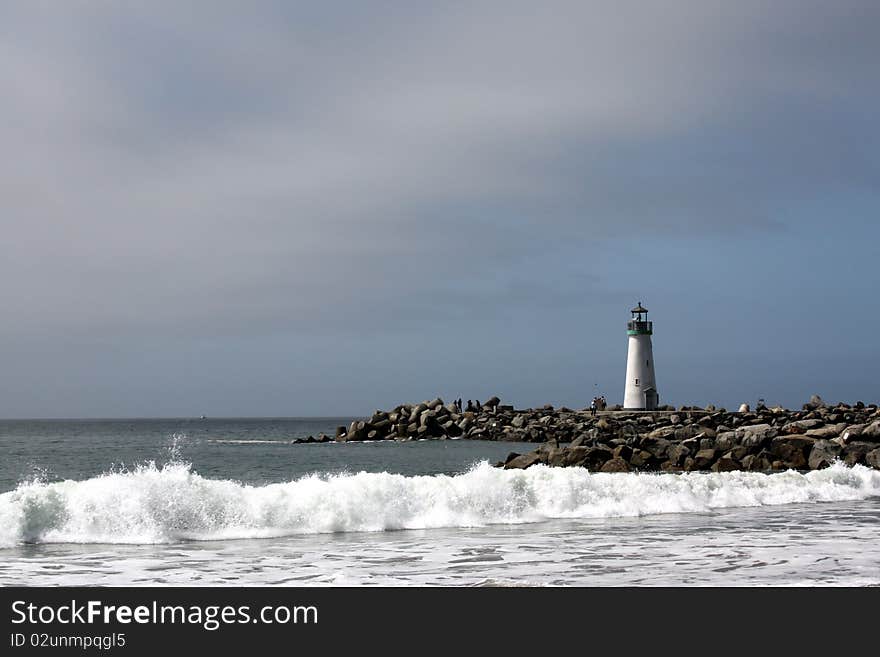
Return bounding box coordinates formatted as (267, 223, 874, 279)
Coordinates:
(635, 378, 640, 386)
(646, 360, 650, 367)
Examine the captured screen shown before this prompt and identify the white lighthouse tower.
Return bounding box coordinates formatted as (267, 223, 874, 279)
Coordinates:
(624, 302, 659, 410)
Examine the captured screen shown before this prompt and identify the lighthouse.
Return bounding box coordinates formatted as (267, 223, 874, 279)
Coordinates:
(624, 302, 659, 410)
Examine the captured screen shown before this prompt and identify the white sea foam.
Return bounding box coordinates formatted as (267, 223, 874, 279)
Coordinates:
(0, 461, 878, 548)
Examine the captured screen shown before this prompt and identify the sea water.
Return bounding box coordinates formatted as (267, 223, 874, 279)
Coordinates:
(1, 418, 879, 586)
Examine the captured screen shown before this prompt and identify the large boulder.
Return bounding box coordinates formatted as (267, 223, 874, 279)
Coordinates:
(629, 450, 655, 469)
(804, 394, 827, 410)
(640, 436, 671, 459)
(861, 422, 880, 441)
(838, 424, 864, 444)
(582, 446, 614, 471)
(693, 448, 717, 469)
(600, 457, 631, 473)
(736, 424, 777, 449)
(805, 423, 848, 440)
(770, 435, 815, 469)
(666, 443, 691, 467)
(715, 431, 738, 452)
(808, 440, 842, 470)
(646, 426, 676, 440)
(674, 425, 700, 441)
(503, 452, 542, 470)
(866, 448, 880, 470)
(562, 446, 591, 467)
(742, 453, 772, 472)
(842, 441, 875, 466)
(712, 453, 741, 472)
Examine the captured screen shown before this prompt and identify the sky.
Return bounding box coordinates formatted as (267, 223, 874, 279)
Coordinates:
(0, 1, 878, 417)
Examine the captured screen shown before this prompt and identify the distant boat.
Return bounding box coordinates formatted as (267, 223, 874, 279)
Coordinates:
(200, 415, 207, 420)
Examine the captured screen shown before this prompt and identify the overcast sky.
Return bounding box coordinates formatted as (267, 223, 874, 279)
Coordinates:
(1, 1, 878, 417)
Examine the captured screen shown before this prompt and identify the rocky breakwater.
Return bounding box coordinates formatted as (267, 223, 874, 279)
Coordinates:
(500, 396, 880, 473)
(333, 396, 507, 442)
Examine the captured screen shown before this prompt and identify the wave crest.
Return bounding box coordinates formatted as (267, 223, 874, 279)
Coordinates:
(1, 461, 878, 547)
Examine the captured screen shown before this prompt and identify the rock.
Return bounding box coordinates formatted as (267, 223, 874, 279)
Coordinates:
(838, 424, 864, 444)
(444, 421, 463, 437)
(674, 425, 699, 441)
(861, 422, 880, 441)
(629, 450, 654, 468)
(712, 454, 741, 472)
(562, 446, 591, 467)
(485, 396, 501, 408)
(511, 415, 526, 428)
(612, 444, 633, 461)
(582, 446, 614, 470)
(770, 435, 814, 469)
(781, 419, 824, 434)
(804, 394, 827, 410)
(699, 437, 716, 451)
(503, 452, 542, 470)
(600, 457, 631, 473)
(682, 437, 700, 453)
(666, 443, 691, 467)
(738, 403, 750, 413)
(715, 431, 738, 452)
(693, 448, 717, 469)
(842, 441, 875, 466)
(866, 448, 880, 470)
(640, 436, 671, 460)
(427, 398, 444, 410)
(742, 454, 771, 471)
(647, 426, 676, 440)
(808, 440, 842, 470)
(805, 423, 847, 440)
(736, 424, 777, 449)
(705, 404, 716, 412)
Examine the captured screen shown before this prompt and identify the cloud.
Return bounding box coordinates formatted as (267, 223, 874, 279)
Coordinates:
(0, 2, 878, 414)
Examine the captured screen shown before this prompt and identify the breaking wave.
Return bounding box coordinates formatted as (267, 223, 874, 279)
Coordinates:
(1, 461, 878, 547)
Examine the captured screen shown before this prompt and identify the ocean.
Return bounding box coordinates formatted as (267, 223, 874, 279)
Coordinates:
(1, 418, 879, 586)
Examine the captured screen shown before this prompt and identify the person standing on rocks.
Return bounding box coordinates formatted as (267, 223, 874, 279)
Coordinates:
(590, 398, 597, 417)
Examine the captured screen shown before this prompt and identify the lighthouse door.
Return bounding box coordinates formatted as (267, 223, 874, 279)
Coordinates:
(644, 389, 658, 411)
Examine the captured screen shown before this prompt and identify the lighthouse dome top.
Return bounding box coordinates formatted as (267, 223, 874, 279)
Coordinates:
(631, 303, 648, 314)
